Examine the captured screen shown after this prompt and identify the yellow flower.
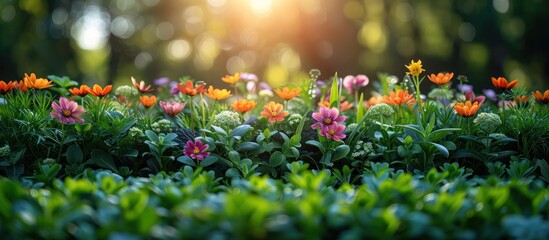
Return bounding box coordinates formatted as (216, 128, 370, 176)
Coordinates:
(222, 73, 240, 84)
(405, 59, 425, 77)
(204, 86, 232, 100)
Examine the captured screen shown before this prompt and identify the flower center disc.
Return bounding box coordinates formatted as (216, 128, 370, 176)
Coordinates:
(324, 118, 332, 124)
(62, 109, 72, 117)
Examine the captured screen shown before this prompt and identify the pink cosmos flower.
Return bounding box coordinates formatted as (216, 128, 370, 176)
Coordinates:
(159, 101, 186, 118)
(343, 74, 369, 93)
(320, 123, 346, 141)
(183, 140, 210, 160)
(311, 106, 346, 130)
(50, 97, 85, 124)
(465, 91, 486, 105)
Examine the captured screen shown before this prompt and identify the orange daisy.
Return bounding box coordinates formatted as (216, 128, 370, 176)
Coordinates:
(139, 95, 157, 108)
(69, 85, 91, 97)
(453, 100, 480, 118)
(339, 101, 354, 111)
(533, 90, 549, 104)
(382, 89, 415, 106)
(221, 73, 240, 84)
(88, 84, 113, 97)
(177, 80, 206, 97)
(365, 96, 384, 108)
(318, 100, 330, 108)
(491, 77, 518, 90)
(23, 73, 53, 89)
(17, 80, 28, 92)
(0, 80, 17, 94)
(427, 72, 454, 85)
(231, 99, 257, 113)
(204, 86, 231, 100)
(260, 101, 288, 123)
(274, 87, 301, 101)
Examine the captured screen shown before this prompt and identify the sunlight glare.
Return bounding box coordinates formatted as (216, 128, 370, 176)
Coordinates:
(250, 0, 272, 16)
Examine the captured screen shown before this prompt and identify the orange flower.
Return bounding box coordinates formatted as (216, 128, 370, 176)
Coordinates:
(365, 96, 384, 108)
(88, 84, 113, 97)
(23, 73, 53, 89)
(139, 95, 157, 108)
(318, 101, 330, 108)
(340, 101, 354, 111)
(0, 80, 17, 94)
(221, 73, 240, 84)
(491, 77, 518, 90)
(274, 87, 301, 100)
(17, 80, 27, 92)
(533, 90, 549, 104)
(514, 95, 529, 103)
(427, 72, 454, 85)
(69, 85, 91, 97)
(231, 99, 257, 113)
(177, 80, 206, 96)
(131, 77, 154, 93)
(382, 89, 415, 105)
(260, 101, 288, 123)
(204, 86, 231, 100)
(453, 101, 480, 118)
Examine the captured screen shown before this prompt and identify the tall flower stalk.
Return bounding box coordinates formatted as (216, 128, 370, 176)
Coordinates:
(405, 59, 425, 110)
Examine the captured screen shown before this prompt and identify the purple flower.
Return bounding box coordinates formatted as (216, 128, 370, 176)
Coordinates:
(456, 83, 473, 93)
(183, 140, 210, 160)
(312, 106, 346, 130)
(320, 123, 346, 141)
(170, 81, 180, 95)
(465, 91, 486, 105)
(343, 74, 369, 93)
(482, 89, 498, 102)
(240, 72, 258, 82)
(154, 77, 170, 86)
(51, 97, 85, 124)
(246, 81, 256, 93)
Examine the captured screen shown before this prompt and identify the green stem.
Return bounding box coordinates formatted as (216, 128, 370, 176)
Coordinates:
(414, 75, 423, 110)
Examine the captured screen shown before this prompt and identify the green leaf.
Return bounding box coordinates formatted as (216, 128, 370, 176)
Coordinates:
(177, 156, 196, 167)
(212, 125, 228, 136)
(144, 130, 159, 143)
(422, 142, 449, 158)
(397, 146, 411, 158)
(332, 145, 350, 161)
(236, 142, 260, 152)
(228, 150, 240, 162)
(66, 145, 83, 164)
(230, 124, 252, 137)
(290, 134, 301, 147)
(199, 156, 218, 167)
(87, 149, 118, 173)
(269, 151, 286, 167)
(356, 93, 364, 124)
(306, 140, 324, 152)
(329, 73, 339, 108)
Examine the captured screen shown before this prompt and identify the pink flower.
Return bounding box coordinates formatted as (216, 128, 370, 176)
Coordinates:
(311, 106, 346, 130)
(183, 140, 210, 160)
(50, 97, 85, 124)
(320, 123, 346, 141)
(159, 101, 186, 118)
(465, 91, 486, 105)
(343, 74, 369, 93)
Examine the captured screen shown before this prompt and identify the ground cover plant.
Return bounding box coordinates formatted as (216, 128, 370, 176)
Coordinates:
(1, 60, 549, 238)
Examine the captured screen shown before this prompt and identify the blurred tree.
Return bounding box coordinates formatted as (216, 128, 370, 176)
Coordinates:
(0, 0, 547, 92)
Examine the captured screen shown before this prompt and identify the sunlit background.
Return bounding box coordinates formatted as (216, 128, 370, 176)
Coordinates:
(1, 0, 548, 90)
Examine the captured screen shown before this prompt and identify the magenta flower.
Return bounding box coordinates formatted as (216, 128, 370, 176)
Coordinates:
(183, 140, 210, 160)
(465, 91, 486, 105)
(50, 97, 85, 124)
(343, 74, 369, 93)
(320, 123, 346, 141)
(159, 101, 186, 118)
(311, 106, 346, 130)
